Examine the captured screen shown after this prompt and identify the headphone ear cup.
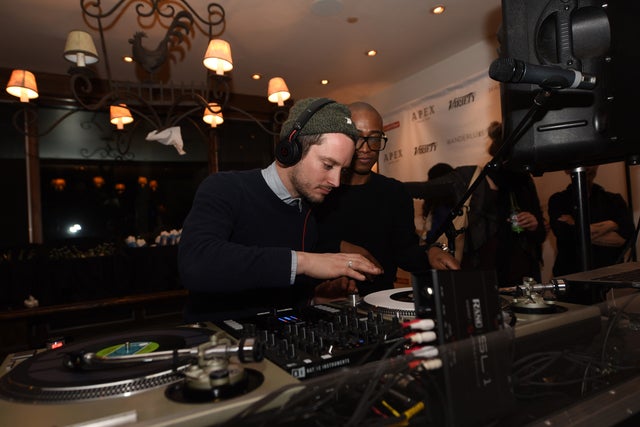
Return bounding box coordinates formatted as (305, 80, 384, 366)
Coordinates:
(275, 98, 335, 166)
(275, 133, 301, 166)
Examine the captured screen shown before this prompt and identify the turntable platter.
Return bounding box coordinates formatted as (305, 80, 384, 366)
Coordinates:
(0, 325, 212, 403)
(361, 289, 416, 318)
(509, 299, 568, 315)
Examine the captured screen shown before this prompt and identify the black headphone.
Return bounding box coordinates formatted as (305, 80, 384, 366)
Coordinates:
(275, 98, 336, 166)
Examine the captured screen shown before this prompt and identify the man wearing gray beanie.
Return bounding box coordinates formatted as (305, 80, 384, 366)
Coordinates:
(178, 97, 382, 322)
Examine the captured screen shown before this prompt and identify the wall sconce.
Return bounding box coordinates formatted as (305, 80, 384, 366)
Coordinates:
(203, 39, 233, 76)
(64, 30, 99, 67)
(6, 69, 39, 103)
(110, 104, 134, 130)
(202, 102, 224, 127)
(267, 77, 291, 107)
(92, 176, 105, 188)
(51, 178, 66, 191)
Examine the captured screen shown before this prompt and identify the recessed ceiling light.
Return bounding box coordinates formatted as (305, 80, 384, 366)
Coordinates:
(311, 0, 343, 16)
(251, 73, 261, 80)
(123, 56, 133, 63)
(366, 50, 377, 57)
(431, 5, 445, 14)
(321, 79, 329, 85)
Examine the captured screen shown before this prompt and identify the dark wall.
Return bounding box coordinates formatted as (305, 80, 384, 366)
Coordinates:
(0, 159, 28, 248)
(40, 160, 208, 243)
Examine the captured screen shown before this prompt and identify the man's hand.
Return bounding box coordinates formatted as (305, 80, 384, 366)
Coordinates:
(340, 241, 383, 281)
(511, 211, 539, 232)
(557, 214, 575, 226)
(313, 277, 358, 304)
(296, 252, 383, 281)
(339, 241, 383, 269)
(427, 246, 460, 270)
(591, 220, 625, 247)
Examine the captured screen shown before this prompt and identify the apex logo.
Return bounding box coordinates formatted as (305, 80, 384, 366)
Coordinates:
(411, 105, 436, 122)
(383, 149, 403, 162)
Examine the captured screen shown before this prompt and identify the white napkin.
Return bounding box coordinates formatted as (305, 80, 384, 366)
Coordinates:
(146, 126, 186, 155)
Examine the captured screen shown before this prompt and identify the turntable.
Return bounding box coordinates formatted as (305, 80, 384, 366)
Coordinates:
(498, 281, 602, 359)
(0, 323, 299, 426)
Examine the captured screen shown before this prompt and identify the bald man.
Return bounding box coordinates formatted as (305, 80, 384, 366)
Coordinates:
(315, 102, 459, 299)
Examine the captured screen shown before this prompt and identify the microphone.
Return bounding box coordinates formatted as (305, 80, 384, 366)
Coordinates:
(489, 58, 596, 90)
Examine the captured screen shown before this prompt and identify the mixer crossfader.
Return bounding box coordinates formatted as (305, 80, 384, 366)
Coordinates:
(217, 302, 409, 380)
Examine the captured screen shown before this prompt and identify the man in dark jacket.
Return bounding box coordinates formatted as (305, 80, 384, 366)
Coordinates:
(549, 165, 634, 304)
(315, 102, 460, 297)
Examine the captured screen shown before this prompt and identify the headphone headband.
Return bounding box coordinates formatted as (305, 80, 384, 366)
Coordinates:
(287, 98, 336, 141)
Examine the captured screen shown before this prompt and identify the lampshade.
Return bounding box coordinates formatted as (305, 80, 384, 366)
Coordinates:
(110, 104, 133, 130)
(203, 39, 233, 75)
(6, 69, 39, 102)
(267, 77, 291, 107)
(202, 102, 224, 127)
(64, 30, 99, 67)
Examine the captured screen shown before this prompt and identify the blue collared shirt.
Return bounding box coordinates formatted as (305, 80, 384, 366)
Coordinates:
(261, 162, 301, 284)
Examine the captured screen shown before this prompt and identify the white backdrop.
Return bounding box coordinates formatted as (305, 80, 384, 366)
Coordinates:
(376, 70, 638, 284)
(378, 71, 501, 181)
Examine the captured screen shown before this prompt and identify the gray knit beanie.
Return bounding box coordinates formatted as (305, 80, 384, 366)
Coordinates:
(280, 97, 359, 141)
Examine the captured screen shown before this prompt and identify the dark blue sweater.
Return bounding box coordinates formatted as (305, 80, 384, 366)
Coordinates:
(178, 169, 317, 322)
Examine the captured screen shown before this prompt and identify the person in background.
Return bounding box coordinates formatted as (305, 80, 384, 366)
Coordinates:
(314, 102, 460, 298)
(484, 121, 547, 286)
(405, 121, 546, 287)
(548, 165, 634, 304)
(178, 98, 382, 322)
(422, 163, 455, 244)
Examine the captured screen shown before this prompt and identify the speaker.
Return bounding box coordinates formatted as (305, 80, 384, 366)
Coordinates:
(498, 0, 638, 174)
(275, 98, 335, 166)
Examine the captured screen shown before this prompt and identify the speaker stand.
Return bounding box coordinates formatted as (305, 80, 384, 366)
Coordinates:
(568, 166, 592, 272)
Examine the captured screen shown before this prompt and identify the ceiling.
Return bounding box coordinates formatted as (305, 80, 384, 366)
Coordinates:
(0, 0, 503, 105)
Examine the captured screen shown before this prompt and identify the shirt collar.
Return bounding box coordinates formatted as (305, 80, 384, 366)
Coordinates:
(262, 162, 303, 211)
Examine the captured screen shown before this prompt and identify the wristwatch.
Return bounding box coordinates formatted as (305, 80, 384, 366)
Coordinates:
(429, 242, 450, 253)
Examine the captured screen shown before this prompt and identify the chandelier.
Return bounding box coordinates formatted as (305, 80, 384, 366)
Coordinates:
(5, 0, 292, 159)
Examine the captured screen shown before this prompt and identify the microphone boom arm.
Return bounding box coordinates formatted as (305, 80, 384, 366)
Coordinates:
(426, 89, 554, 253)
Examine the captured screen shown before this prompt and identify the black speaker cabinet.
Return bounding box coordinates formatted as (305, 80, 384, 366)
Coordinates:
(498, 0, 639, 174)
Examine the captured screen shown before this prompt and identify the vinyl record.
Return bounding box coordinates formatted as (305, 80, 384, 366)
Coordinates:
(361, 289, 416, 318)
(0, 325, 212, 402)
(509, 300, 568, 315)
